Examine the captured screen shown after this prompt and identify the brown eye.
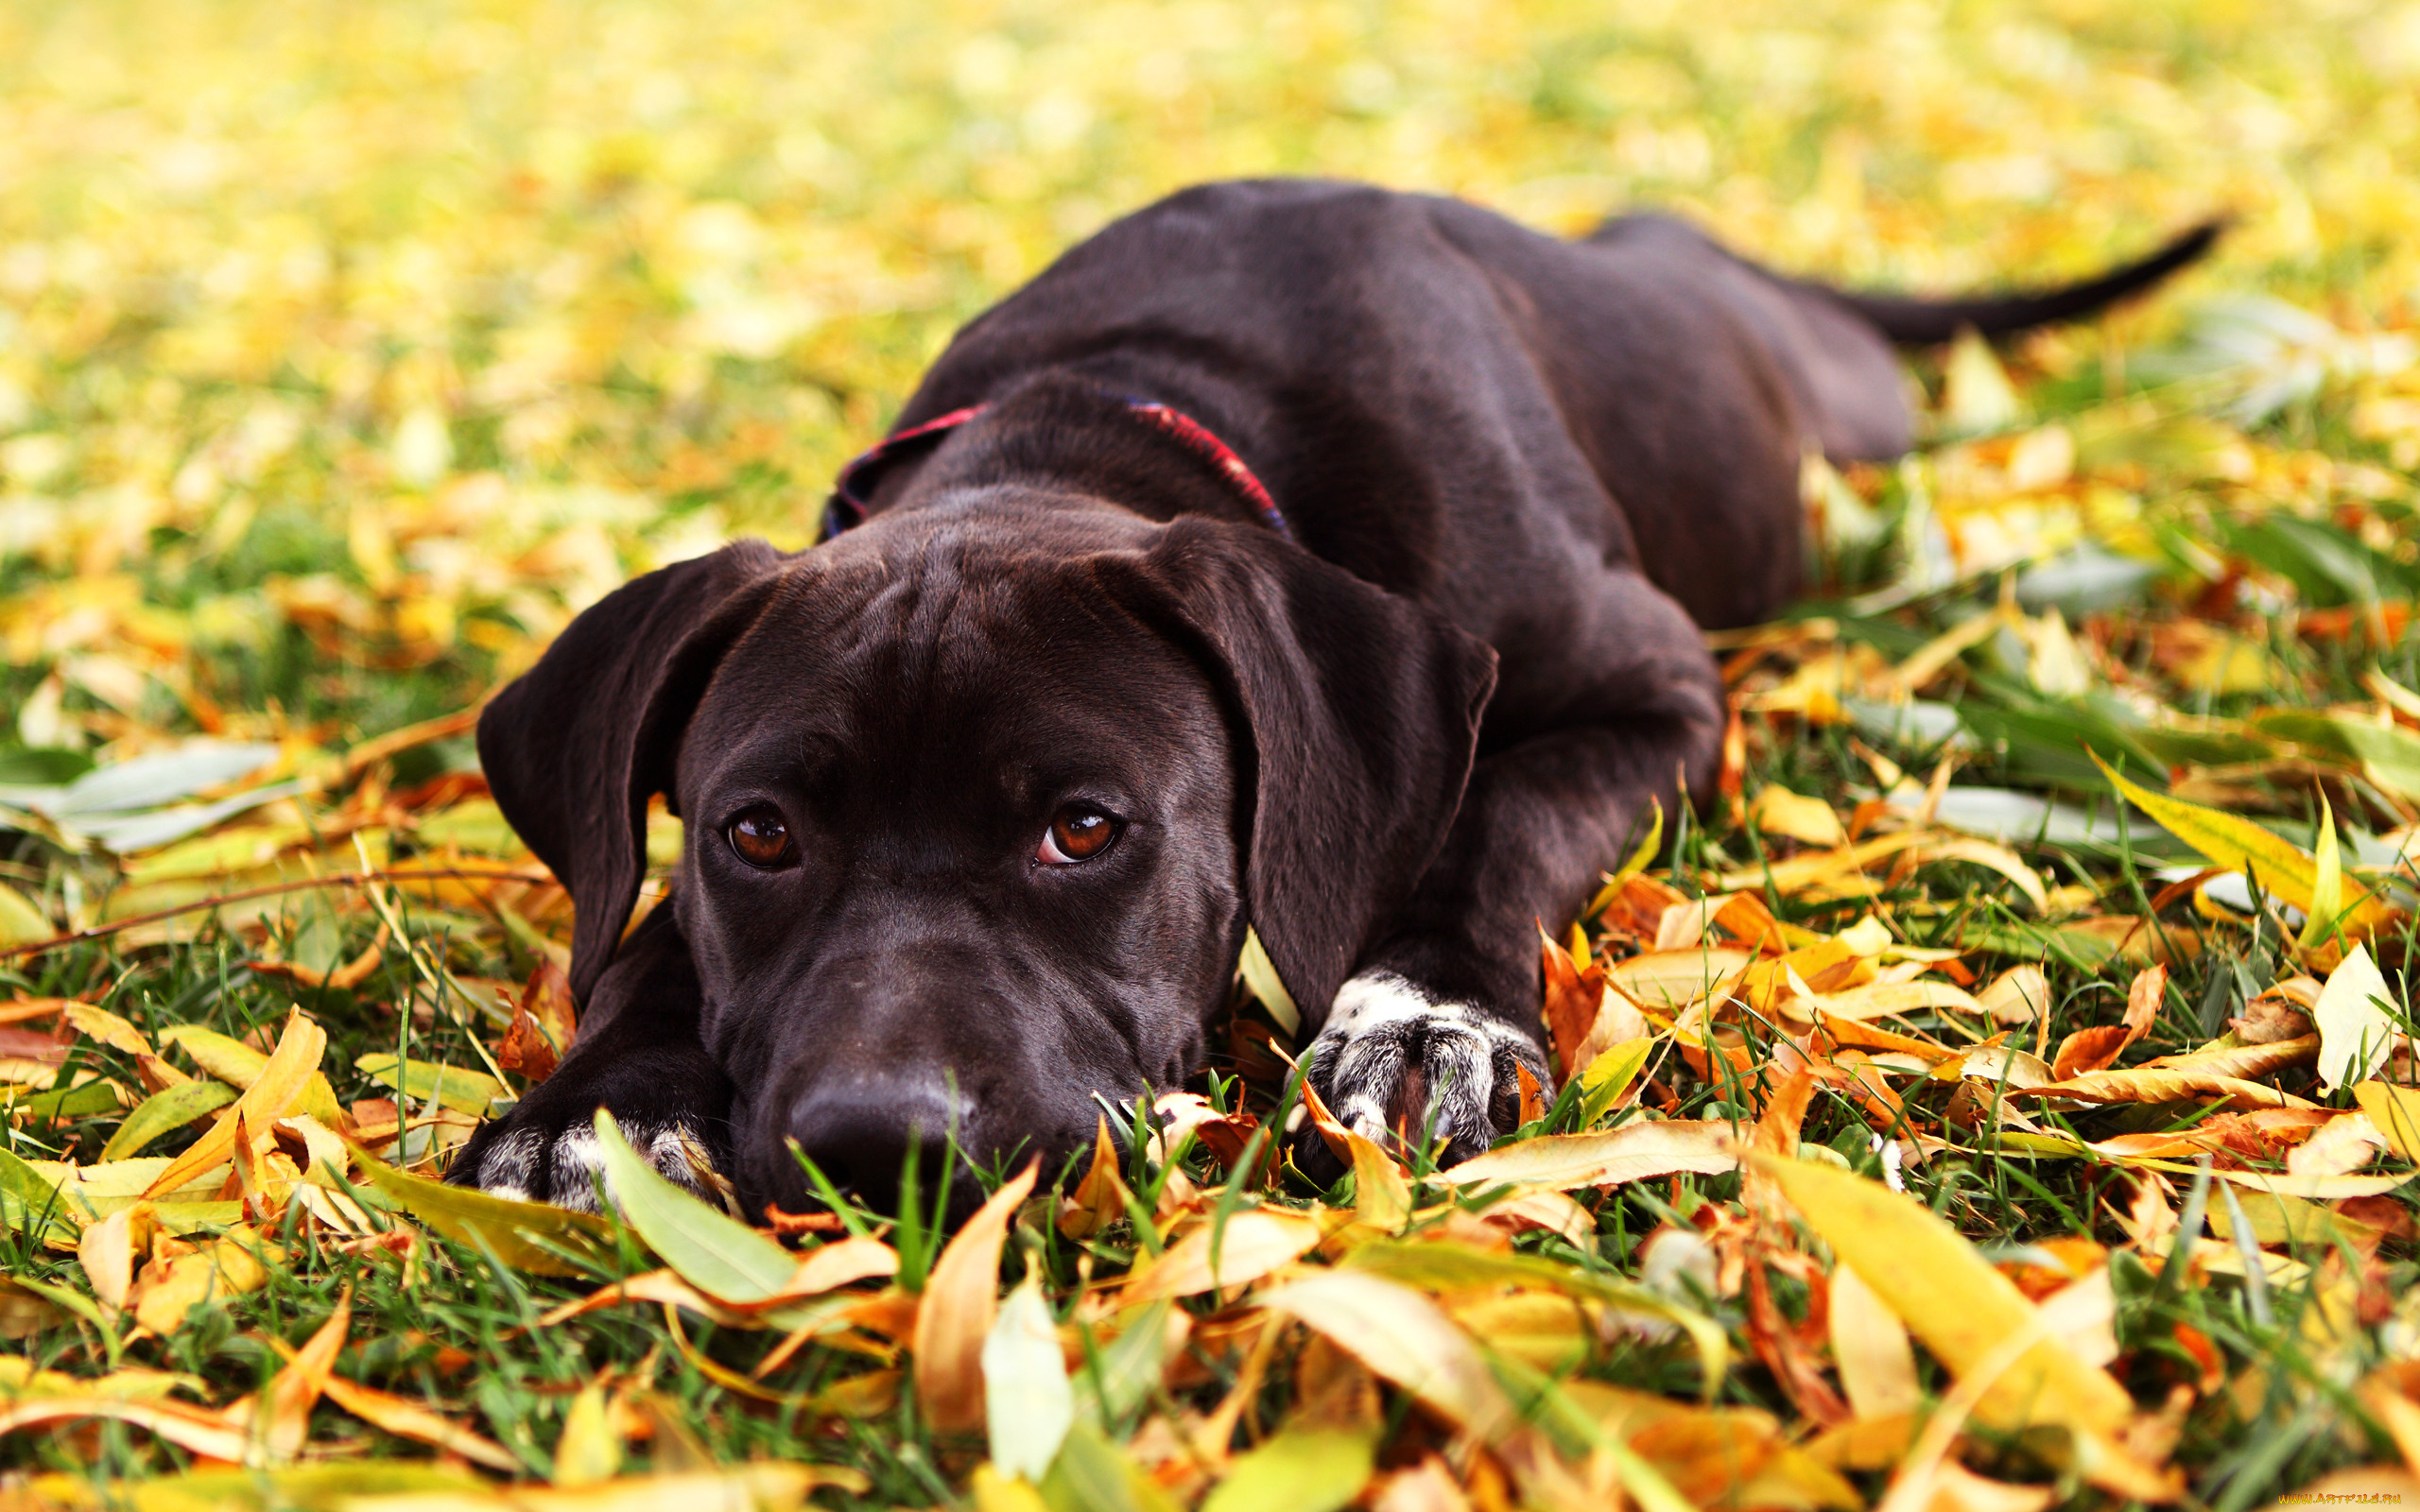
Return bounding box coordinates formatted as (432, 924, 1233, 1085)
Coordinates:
(727, 806, 795, 868)
(1037, 805, 1117, 865)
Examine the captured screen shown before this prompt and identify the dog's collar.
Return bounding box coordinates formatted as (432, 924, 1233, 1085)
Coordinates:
(821, 397, 1293, 543)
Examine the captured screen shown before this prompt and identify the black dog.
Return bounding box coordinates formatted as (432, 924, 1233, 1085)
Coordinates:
(454, 179, 2212, 1215)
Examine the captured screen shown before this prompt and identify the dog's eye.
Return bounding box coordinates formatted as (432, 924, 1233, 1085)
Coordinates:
(1037, 805, 1118, 865)
(727, 807, 796, 868)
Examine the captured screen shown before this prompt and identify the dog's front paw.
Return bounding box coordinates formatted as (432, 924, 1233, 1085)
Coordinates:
(449, 1047, 735, 1213)
(1305, 971, 1550, 1167)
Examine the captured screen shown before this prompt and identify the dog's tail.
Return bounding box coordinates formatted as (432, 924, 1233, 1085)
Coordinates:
(1818, 219, 2225, 345)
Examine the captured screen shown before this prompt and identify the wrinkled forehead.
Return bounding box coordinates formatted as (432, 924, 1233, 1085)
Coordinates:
(676, 538, 1225, 799)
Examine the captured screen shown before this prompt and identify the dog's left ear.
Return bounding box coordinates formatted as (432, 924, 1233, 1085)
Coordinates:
(1119, 518, 1497, 1018)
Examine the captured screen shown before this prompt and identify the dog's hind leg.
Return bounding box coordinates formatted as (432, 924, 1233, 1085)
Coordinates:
(450, 904, 737, 1211)
(1304, 563, 1725, 1167)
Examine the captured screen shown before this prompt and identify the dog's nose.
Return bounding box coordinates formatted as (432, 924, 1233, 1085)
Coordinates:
(787, 1075, 963, 1212)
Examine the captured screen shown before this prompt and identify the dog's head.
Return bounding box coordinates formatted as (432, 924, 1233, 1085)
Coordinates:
(476, 498, 1494, 1214)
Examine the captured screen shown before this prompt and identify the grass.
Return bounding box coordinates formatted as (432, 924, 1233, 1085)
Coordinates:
(4, 0, 2420, 1507)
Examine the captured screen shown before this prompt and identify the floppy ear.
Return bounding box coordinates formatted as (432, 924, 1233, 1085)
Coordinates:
(477, 541, 787, 1003)
(1130, 519, 1497, 1017)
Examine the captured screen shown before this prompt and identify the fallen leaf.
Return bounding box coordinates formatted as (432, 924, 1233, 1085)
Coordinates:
(1439, 1120, 1737, 1191)
(1201, 1423, 1380, 1512)
(1753, 1153, 2177, 1500)
(983, 1270, 1074, 1483)
(145, 1008, 325, 1196)
(1262, 1271, 1513, 1439)
(2313, 944, 2397, 1093)
(1124, 1209, 1325, 1300)
(1058, 1116, 1134, 1241)
(1829, 1263, 1920, 1420)
(593, 1108, 792, 1304)
(913, 1158, 1040, 1435)
(354, 1146, 610, 1276)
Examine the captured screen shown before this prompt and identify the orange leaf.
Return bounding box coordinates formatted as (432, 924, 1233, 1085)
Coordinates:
(1058, 1117, 1132, 1241)
(145, 1008, 325, 1198)
(317, 1372, 519, 1472)
(910, 1158, 1039, 1435)
(1539, 928, 1607, 1082)
(253, 1287, 350, 1464)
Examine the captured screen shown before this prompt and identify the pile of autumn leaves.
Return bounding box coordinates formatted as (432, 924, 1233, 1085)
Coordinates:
(4, 749, 2420, 1509)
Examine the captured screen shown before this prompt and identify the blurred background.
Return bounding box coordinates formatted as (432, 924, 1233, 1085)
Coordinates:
(1, 0, 2416, 750)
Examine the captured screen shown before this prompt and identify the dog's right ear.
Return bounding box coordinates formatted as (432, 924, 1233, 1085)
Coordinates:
(477, 541, 787, 1003)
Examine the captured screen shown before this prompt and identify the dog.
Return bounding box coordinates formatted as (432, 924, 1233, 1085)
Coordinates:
(452, 179, 2214, 1216)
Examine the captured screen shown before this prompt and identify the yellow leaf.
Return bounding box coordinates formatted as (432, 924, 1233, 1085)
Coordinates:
(1438, 1121, 1737, 1192)
(1828, 1263, 1919, 1421)
(0, 885, 51, 950)
(911, 1159, 1040, 1435)
(2093, 751, 2382, 929)
(1942, 326, 2024, 434)
(2299, 791, 2344, 952)
(1261, 1271, 1513, 1440)
(1811, 980, 1986, 1022)
(145, 1009, 325, 1197)
(62, 1004, 152, 1058)
(1751, 786, 1845, 847)
(158, 1022, 345, 1129)
(2355, 1082, 2420, 1162)
(1752, 1154, 2177, 1501)
(1604, 948, 1754, 1010)
(1237, 926, 1300, 1036)
(1347, 1131, 1412, 1230)
(554, 1383, 621, 1486)
(1123, 1209, 1324, 1300)
(130, 1228, 282, 1335)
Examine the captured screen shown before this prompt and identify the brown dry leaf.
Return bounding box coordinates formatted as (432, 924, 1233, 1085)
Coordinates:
(909, 1157, 1039, 1435)
(1754, 1153, 2178, 1501)
(1124, 1209, 1325, 1300)
(144, 1008, 326, 1197)
(2138, 1035, 2319, 1081)
(1439, 1120, 1738, 1192)
(2051, 964, 2166, 1079)
(2016, 1067, 2319, 1110)
(497, 958, 578, 1082)
(494, 1007, 559, 1083)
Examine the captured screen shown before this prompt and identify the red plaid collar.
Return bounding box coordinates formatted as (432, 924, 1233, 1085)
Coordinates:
(821, 397, 1292, 543)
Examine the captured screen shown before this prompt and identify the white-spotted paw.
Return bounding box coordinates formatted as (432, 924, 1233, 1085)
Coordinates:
(1305, 970, 1550, 1164)
(461, 1117, 733, 1215)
